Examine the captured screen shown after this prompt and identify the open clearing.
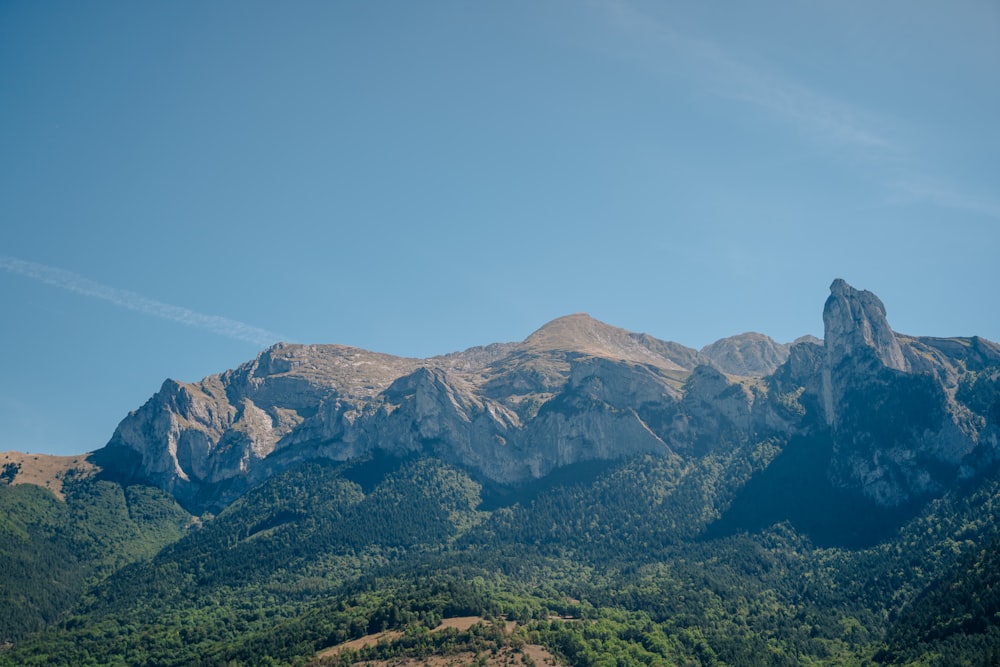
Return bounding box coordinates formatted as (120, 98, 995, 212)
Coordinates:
(314, 616, 559, 666)
(1, 451, 96, 499)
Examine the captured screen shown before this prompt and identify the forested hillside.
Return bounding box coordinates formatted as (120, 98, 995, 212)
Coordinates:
(3, 281, 999, 665)
(0, 469, 189, 641)
(2, 451, 998, 665)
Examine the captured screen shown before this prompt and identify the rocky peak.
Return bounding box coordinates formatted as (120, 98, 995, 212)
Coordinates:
(821, 279, 908, 425)
(92, 280, 1000, 515)
(227, 342, 423, 400)
(523, 313, 612, 348)
(811, 280, 1000, 506)
(699, 332, 791, 377)
(823, 279, 907, 372)
(523, 313, 694, 371)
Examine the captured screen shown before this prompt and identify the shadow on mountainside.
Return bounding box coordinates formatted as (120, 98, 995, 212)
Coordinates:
(703, 432, 924, 549)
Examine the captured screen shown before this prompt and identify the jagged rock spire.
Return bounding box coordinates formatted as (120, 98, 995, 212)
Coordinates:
(821, 279, 908, 424)
(823, 279, 907, 372)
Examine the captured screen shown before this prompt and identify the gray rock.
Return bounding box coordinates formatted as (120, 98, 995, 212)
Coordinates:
(699, 332, 792, 377)
(97, 281, 1000, 513)
(818, 279, 1000, 505)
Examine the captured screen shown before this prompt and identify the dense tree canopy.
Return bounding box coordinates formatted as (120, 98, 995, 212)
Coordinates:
(1, 451, 998, 666)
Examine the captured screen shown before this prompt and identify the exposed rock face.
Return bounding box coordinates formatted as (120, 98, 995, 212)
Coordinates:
(825, 278, 908, 372)
(96, 284, 1000, 513)
(699, 332, 792, 377)
(818, 279, 1000, 505)
(821, 279, 906, 426)
(102, 344, 423, 507)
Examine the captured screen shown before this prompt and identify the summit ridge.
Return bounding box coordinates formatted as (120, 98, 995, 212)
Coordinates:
(86, 280, 1000, 515)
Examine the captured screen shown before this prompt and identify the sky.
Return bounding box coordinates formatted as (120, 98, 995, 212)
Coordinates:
(1, 1, 998, 456)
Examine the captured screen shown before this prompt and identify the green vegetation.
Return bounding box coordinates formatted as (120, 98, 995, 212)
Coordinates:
(0, 471, 189, 641)
(2, 451, 999, 665)
(0, 461, 20, 484)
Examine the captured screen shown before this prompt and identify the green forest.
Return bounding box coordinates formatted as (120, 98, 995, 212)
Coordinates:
(2, 446, 999, 666)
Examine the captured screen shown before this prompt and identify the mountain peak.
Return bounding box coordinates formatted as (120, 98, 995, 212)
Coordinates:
(522, 313, 691, 371)
(823, 279, 907, 372)
(829, 277, 852, 298)
(698, 332, 790, 377)
(523, 313, 611, 350)
(89, 279, 1000, 518)
(821, 279, 910, 427)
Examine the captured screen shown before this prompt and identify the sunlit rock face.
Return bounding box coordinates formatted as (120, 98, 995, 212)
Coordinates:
(699, 332, 798, 377)
(97, 281, 1000, 513)
(818, 279, 1000, 505)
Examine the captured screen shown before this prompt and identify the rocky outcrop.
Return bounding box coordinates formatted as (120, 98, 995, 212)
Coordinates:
(100, 316, 708, 510)
(699, 332, 792, 377)
(96, 281, 1000, 513)
(817, 279, 1000, 505)
(102, 344, 423, 508)
(824, 279, 908, 372)
(821, 279, 907, 426)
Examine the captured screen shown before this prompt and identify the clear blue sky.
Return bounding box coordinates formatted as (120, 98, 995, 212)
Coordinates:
(2, 1, 998, 456)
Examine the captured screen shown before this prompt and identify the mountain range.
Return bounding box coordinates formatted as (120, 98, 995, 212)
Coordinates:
(95, 278, 1000, 517)
(2, 279, 999, 666)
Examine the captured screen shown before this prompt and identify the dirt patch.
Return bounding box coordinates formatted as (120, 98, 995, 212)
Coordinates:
(436, 616, 487, 632)
(522, 643, 561, 665)
(314, 616, 560, 666)
(1, 451, 96, 500)
(324, 629, 404, 655)
(325, 644, 555, 666)
(317, 617, 492, 659)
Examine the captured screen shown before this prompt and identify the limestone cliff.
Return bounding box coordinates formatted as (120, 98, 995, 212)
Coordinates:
(95, 283, 1000, 513)
(818, 279, 1000, 505)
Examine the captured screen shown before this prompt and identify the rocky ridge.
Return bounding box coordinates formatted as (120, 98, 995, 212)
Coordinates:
(820, 280, 1000, 504)
(698, 332, 824, 377)
(96, 280, 1000, 513)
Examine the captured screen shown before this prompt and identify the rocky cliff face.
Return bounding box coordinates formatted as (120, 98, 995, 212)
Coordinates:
(699, 332, 797, 377)
(96, 282, 1000, 513)
(101, 343, 424, 507)
(817, 280, 1000, 505)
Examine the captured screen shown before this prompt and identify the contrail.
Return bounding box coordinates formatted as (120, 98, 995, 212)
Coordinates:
(0, 255, 288, 347)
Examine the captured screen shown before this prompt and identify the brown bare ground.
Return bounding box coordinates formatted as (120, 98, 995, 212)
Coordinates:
(331, 644, 556, 666)
(435, 617, 487, 632)
(326, 629, 405, 655)
(314, 616, 560, 666)
(1, 451, 96, 500)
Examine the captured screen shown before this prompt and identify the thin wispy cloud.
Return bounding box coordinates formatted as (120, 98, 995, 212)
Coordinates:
(597, 0, 892, 152)
(0, 255, 288, 347)
(595, 0, 994, 221)
(707, 55, 891, 151)
(886, 181, 1000, 221)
